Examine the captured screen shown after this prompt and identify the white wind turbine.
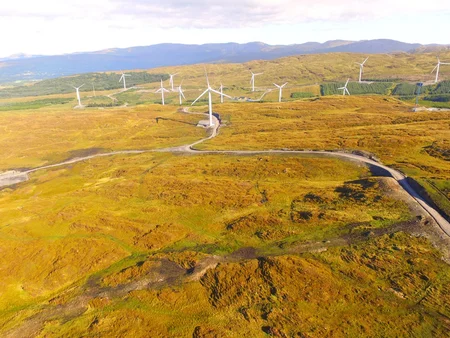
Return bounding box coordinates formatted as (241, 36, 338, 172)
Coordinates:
(192, 70, 232, 127)
(258, 89, 273, 102)
(169, 73, 178, 91)
(218, 83, 226, 103)
(355, 57, 369, 83)
(156, 79, 170, 105)
(431, 57, 450, 83)
(119, 72, 131, 90)
(338, 79, 351, 96)
(250, 71, 263, 92)
(178, 81, 186, 105)
(274, 82, 288, 102)
(72, 84, 84, 106)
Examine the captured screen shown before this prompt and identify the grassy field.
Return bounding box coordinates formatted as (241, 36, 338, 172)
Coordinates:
(1, 51, 450, 104)
(0, 105, 205, 170)
(0, 151, 430, 336)
(197, 96, 450, 215)
(0, 84, 450, 335)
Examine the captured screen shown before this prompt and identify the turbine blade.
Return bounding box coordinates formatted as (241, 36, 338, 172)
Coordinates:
(211, 88, 232, 98)
(181, 91, 186, 99)
(362, 57, 369, 65)
(431, 65, 438, 73)
(204, 67, 210, 88)
(191, 89, 209, 105)
(281, 82, 288, 88)
(346, 88, 350, 95)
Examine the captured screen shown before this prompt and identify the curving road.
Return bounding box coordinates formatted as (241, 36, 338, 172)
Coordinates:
(1, 112, 449, 237)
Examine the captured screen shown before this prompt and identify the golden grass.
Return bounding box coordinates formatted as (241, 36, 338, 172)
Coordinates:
(141, 51, 450, 91)
(0, 105, 204, 170)
(0, 153, 410, 320)
(0, 95, 449, 336)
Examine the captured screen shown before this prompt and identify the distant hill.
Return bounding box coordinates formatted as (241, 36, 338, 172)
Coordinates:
(0, 40, 446, 83)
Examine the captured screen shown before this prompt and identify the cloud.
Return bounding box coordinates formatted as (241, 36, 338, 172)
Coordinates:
(0, 0, 449, 57)
(3, 0, 449, 29)
(108, 0, 450, 29)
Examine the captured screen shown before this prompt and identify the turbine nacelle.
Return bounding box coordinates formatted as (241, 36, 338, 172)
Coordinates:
(192, 70, 232, 126)
(250, 71, 263, 92)
(338, 79, 351, 96)
(155, 79, 170, 105)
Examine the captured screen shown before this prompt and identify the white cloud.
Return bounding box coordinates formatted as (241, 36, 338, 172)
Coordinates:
(0, 0, 449, 56)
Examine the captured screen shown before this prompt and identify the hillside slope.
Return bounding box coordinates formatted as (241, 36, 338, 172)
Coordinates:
(0, 40, 442, 83)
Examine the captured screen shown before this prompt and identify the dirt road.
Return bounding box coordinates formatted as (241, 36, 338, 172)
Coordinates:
(1, 112, 449, 237)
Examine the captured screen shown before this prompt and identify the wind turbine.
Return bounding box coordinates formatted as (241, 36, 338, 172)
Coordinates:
(119, 72, 131, 90)
(338, 79, 351, 96)
(431, 58, 450, 83)
(72, 84, 84, 106)
(250, 71, 263, 92)
(191, 70, 232, 127)
(355, 57, 369, 83)
(92, 84, 96, 97)
(218, 83, 226, 103)
(274, 82, 288, 102)
(169, 73, 178, 91)
(258, 89, 273, 102)
(178, 81, 186, 105)
(156, 79, 170, 105)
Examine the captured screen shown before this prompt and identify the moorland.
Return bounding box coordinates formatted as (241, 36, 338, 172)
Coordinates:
(0, 51, 450, 337)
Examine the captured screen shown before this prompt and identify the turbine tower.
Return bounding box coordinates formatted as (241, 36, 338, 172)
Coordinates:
(338, 79, 351, 96)
(250, 71, 263, 92)
(274, 82, 288, 102)
(355, 57, 369, 83)
(169, 73, 178, 91)
(119, 72, 131, 90)
(431, 58, 450, 83)
(178, 81, 186, 105)
(218, 83, 226, 103)
(192, 70, 232, 127)
(72, 84, 84, 106)
(155, 80, 170, 105)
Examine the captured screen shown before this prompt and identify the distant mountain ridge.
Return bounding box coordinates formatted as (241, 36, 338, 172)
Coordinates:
(0, 39, 446, 83)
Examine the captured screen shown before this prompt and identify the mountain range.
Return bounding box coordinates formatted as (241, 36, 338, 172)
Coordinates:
(0, 39, 447, 83)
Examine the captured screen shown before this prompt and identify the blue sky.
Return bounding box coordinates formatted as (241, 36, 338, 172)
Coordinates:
(0, 0, 449, 57)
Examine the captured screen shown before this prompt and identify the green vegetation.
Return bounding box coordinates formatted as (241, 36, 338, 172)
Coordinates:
(391, 82, 418, 96)
(424, 94, 450, 102)
(0, 72, 169, 99)
(320, 82, 393, 95)
(0, 98, 71, 111)
(290, 91, 316, 99)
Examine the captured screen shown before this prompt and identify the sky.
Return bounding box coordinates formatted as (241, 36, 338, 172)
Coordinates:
(1, 0, 449, 58)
